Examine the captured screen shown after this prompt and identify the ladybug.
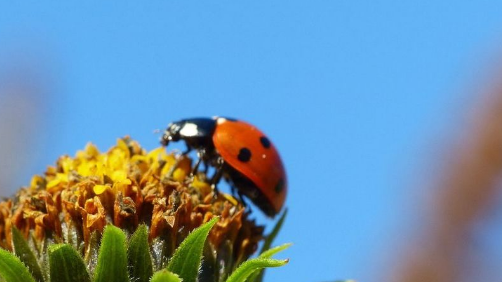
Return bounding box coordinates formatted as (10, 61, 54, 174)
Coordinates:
(161, 117, 287, 217)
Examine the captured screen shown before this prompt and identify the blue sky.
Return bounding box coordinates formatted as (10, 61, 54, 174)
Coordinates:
(2, 1, 502, 281)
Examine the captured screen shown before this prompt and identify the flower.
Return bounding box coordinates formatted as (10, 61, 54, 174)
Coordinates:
(0, 136, 266, 281)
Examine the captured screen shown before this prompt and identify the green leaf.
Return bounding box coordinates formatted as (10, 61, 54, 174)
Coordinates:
(48, 244, 91, 282)
(249, 210, 287, 282)
(93, 225, 130, 282)
(226, 243, 291, 282)
(150, 270, 182, 282)
(0, 247, 36, 282)
(167, 217, 219, 282)
(127, 224, 153, 282)
(261, 209, 287, 255)
(11, 227, 45, 282)
(225, 258, 288, 282)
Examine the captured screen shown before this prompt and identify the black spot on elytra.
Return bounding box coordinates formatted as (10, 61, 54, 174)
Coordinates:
(260, 136, 271, 149)
(274, 179, 284, 194)
(237, 147, 252, 162)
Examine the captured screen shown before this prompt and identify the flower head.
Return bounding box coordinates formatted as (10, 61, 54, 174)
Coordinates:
(0, 137, 265, 280)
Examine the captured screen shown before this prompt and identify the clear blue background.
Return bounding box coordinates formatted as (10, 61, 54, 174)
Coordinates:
(1, 2, 502, 281)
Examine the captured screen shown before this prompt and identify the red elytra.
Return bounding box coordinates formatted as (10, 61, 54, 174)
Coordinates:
(212, 118, 287, 215)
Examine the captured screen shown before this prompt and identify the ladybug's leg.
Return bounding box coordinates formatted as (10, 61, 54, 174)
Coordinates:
(231, 185, 250, 211)
(182, 143, 192, 155)
(191, 156, 202, 176)
(210, 156, 225, 198)
(190, 148, 206, 177)
(203, 160, 209, 174)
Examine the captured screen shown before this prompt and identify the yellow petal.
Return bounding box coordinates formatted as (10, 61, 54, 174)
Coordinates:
(77, 161, 97, 176)
(173, 168, 187, 182)
(60, 156, 74, 173)
(111, 170, 127, 182)
(147, 147, 166, 161)
(131, 155, 149, 173)
(85, 143, 100, 158)
(75, 150, 86, 160)
(30, 175, 45, 189)
(192, 176, 211, 195)
(222, 193, 239, 206)
(116, 138, 130, 158)
(93, 184, 109, 195)
(46, 173, 68, 192)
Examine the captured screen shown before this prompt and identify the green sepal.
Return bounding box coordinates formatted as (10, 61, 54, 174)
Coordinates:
(48, 244, 91, 282)
(226, 243, 291, 282)
(93, 225, 130, 282)
(259, 243, 291, 259)
(167, 217, 218, 282)
(127, 224, 153, 282)
(261, 209, 287, 254)
(84, 231, 99, 274)
(0, 247, 36, 282)
(250, 209, 287, 282)
(11, 227, 45, 282)
(150, 270, 182, 282)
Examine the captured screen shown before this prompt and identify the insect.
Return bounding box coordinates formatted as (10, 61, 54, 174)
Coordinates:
(161, 117, 287, 217)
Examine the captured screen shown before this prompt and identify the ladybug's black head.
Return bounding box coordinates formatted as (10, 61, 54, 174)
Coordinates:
(161, 118, 217, 148)
(160, 121, 183, 146)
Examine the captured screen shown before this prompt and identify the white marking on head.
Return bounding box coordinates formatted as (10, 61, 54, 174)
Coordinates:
(180, 123, 199, 137)
(215, 117, 227, 125)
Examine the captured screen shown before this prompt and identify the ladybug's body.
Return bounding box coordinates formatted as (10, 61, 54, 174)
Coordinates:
(161, 117, 287, 217)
